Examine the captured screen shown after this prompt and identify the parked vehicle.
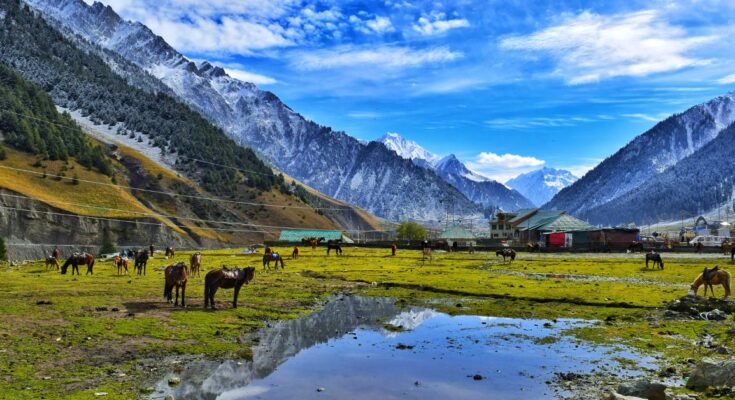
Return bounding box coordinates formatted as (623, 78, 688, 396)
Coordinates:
(689, 235, 731, 247)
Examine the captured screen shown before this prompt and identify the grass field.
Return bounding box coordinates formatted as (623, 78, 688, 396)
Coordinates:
(0, 247, 732, 399)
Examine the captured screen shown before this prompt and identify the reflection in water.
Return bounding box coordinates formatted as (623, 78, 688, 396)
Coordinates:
(153, 295, 656, 400)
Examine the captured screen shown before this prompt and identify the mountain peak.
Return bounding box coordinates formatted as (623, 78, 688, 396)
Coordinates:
(378, 132, 440, 165)
(507, 168, 578, 207)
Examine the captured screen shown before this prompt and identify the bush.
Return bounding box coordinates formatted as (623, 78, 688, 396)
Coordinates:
(99, 230, 116, 255)
(0, 144, 6, 160)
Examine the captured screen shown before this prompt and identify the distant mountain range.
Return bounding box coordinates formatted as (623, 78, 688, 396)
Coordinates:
(378, 133, 535, 211)
(506, 168, 578, 207)
(25, 0, 483, 222)
(546, 90, 735, 224)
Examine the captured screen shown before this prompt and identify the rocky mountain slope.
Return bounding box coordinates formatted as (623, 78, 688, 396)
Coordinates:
(25, 0, 482, 222)
(546, 91, 735, 217)
(506, 168, 577, 207)
(379, 133, 534, 211)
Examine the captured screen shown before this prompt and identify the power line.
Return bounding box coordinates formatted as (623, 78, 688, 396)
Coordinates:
(0, 108, 355, 211)
(0, 192, 386, 232)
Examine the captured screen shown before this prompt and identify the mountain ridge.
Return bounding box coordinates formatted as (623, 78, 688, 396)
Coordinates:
(507, 167, 577, 207)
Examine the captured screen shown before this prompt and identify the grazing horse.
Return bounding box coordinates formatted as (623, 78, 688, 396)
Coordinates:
(165, 246, 175, 259)
(203, 266, 256, 309)
(263, 252, 285, 271)
(189, 252, 202, 277)
(645, 252, 664, 269)
(164, 262, 189, 307)
(134, 250, 149, 275)
(61, 253, 95, 275)
(45, 256, 60, 271)
(326, 241, 343, 256)
(496, 249, 516, 262)
(112, 255, 129, 275)
(689, 267, 731, 298)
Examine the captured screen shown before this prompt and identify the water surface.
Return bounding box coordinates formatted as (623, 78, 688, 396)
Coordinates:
(153, 295, 655, 399)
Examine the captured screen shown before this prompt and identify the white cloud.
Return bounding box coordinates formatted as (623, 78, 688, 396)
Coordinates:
(623, 113, 665, 122)
(365, 16, 395, 33)
(466, 152, 545, 181)
(225, 68, 278, 85)
(500, 10, 716, 84)
(413, 13, 470, 36)
(484, 116, 600, 129)
(293, 45, 462, 70)
(717, 74, 735, 84)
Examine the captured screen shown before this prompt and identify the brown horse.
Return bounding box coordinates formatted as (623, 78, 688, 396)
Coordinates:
(164, 262, 189, 307)
(61, 253, 95, 275)
(496, 249, 516, 262)
(45, 256, 60, 271)
(189, 252, 203, 277)
(263, 252, 285, 271)
(165, 246, 175, 259)
(689, 267, 731, 298)
(203, 266, 256, 309)
(112, 255, 129, 275)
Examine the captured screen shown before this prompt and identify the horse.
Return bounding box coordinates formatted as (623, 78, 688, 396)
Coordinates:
(722, 240, 733, 255)
(628, 241, 644, 253)
(527, 242, 540, 252)
(189, 252, 202, 277)
(263, 252, 285, 271)
(165, 246, 175, 259)
(45, 256, 60, 271)
(731, 246, 735, 263)
(496, 249, 516, 262)
(134, 250, 149, 275)
(326, 240, 343, 256)
(203, 266, 256, 309)
(112, 255, 129, 275)
(51, 247, 61, 260)
(61, 253, 95, 275)
(291, 247, 299, 259)
(689, 267, 731, 298)
(645, 252, 664, 269)
(164, 262, 189, 307)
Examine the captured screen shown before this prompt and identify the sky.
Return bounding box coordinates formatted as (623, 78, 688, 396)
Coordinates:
(89, 0, 735, 182)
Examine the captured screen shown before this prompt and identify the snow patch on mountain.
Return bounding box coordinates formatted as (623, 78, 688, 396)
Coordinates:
(379, 132, 441, 166)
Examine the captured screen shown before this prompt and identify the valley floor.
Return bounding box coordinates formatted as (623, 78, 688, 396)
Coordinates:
(0, 248, 732, 399)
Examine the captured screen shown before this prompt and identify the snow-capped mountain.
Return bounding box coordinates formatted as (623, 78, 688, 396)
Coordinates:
(25, 0, 483, 221)
(378, 133, 534, 211)
(379, 132, 441, 169)
(546, 90, 735, 217)
(506, 168, 578, 207)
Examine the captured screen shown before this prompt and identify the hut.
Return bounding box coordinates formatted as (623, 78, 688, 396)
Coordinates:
(277, 230, 354, 243)
(438, 226, 477, 249)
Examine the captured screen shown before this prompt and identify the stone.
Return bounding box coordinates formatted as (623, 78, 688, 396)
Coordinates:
(168, 376, 180, 386)
(164, 395, 175, 400)
(616, 379, 667, 400)
(317, 387, 325, 392)
(604, 391, 647, 400)
(686, 358, 735, 389)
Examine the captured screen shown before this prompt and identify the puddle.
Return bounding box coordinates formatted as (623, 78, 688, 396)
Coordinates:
(152, 295, 657, 399)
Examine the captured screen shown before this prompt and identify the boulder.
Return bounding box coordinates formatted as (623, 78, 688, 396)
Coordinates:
(604, 391, 647, 400)
(616, 379, 667, 400)
(667, 295, 735, 317)
(686, 358, 735, 389)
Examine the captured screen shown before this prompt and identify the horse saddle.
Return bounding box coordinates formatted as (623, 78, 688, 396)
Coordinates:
(222, 267, 239, 280)
(271, 253, 279, 259)
(703, 266, 719, 283)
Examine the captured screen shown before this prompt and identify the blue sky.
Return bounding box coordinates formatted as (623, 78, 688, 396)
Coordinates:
(94, 0, 735, 181)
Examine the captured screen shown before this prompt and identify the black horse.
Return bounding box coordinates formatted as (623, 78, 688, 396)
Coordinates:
(645, 252, 664, 269)
(496, 249, 516, 262)
(135, 250, 149, 275)
(731, 246, 734, 262)
(326, 240, 343, 256)
(204, 267, 256, 309)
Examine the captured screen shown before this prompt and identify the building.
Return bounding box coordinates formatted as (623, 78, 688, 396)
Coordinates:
(278, 230, 354, 243)
(438, 226, 477, 248)
(489, 208, 595, 242)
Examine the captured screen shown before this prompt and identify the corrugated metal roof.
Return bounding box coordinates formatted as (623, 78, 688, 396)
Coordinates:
(508, 208, 539, 224)
(278, 230, 350, 242)
(518, 213, 594, 232)
(438, 226, 476, 239)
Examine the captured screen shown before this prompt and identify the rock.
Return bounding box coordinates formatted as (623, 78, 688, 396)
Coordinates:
(604, 392, 647, 400)
(616, 379, 667, 400)
(95, 307, 108, 312)
(472, 374, 483, 381)
(395, 343, 414, 350)
(713, 345, 732, 354)
(657, 366, 676, 378)
(686, 358, 735, 389)
(699, 309, 727, 321)
(317, 387, 325, 392)
(36, 300, 52, 305)
(168, 376, 180, 386)
(93, 393, 108, 397)
(164, 395, 175, 400)
(667, 295, 735, 315)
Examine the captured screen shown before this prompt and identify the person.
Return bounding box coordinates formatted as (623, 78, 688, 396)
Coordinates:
(292, 246, 299, 259)
(149, 244, 155, 258)
(52, 246, 60, 260)
(469, 242, 475, 254)
(452, 241, 458, 252)
(421, 240, 431, 260)
(391, 243, 397, 256)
